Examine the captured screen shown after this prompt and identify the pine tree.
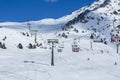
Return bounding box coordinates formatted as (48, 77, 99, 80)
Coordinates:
(2, 43, 7, 49)
(28, 43, 33, 49)
(33, 44, 36, 49)
(0, 42, 2, 48)
(18, 43, 23, 49)
(104, 41, 107, 44)
(26, 32, 29, 37)
(90, 34, 94, 39)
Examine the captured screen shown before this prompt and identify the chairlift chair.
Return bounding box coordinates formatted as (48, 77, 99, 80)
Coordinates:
(57, 48, 63, 53)
(57, 45, 64, 53)
(72, 41, 80, 52)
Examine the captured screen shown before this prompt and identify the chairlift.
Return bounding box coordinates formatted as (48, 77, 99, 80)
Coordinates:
(57, 48, 63, 53)
(57, 42, 64, 53)
(72, 41, 80, 52)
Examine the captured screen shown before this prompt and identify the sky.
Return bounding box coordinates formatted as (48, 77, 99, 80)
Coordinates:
(0, 0, 95, 22)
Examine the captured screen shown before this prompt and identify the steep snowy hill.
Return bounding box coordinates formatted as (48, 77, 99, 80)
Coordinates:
(0, 0, 119, 38)
(60, 0, 120, 47)
(64, 0, 120, 27)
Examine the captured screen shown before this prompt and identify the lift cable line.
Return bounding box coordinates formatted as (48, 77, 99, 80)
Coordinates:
(51, 18, 120, 53)
(21, 18, 120, 80)
(23, 19, 120, 74)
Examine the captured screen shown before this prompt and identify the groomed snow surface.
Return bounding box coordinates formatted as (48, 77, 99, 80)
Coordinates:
(0, 27, 120, 80)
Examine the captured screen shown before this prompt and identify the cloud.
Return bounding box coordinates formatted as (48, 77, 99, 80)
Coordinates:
(45, 0, 58, 2)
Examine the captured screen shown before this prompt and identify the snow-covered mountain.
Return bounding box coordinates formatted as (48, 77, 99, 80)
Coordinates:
(64, 0, 120, 33)
(63, 0, 120, 26)
(0, 0, 120, 80)
(59, 0, 120, 46)
(0, 0, 120, 34)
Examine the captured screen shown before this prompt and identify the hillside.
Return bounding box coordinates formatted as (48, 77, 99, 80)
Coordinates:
(62, 0, 120, 46)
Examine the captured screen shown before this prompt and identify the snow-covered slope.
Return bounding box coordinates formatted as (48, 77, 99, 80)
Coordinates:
(0, 0, 120, 80)
(0, 36, 120, 80)
(60, 0, 120, 47)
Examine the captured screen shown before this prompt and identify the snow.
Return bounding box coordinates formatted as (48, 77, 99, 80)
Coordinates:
(0, 26, 120, 80)
(0, 0, 120, 80)
(0, 37, 120, 80)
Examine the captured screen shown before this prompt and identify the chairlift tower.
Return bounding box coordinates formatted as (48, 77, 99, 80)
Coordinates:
(31, 30, 38, 43)
(113, 34, 120, 53)
(90, 41, 93, 49)
(27, 20, 31, 31)
(47, 39, 59, 66)
(113, 19, 120, 53)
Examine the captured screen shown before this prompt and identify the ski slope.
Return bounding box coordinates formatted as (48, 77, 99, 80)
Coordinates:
(0, 26, 120, 80)
(0, 0, 120, 80)
(0, 38, 120, 80)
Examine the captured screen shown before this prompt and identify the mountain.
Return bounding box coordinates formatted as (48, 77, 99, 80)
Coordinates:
(0, 0, 120, 33)
(0, 0, 120, 50)
(64, 0, 120, 27)
(61, 0, 120, 45)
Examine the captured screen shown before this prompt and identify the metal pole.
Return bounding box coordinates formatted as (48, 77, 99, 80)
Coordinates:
(113, 19, 115, 28)
(90, 41, 93, 49)
(35, 33, 37, 43)
(113, 18, 118, 53)
(116, 36, 119, 54)
(117, 44, 119, 53)
(27, 21, 31, 31)
(51, 42, 54, 66)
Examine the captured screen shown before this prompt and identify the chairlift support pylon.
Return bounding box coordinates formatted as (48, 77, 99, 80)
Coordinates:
(47, 39, 59, 66)
(27, 20, 31, 31)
